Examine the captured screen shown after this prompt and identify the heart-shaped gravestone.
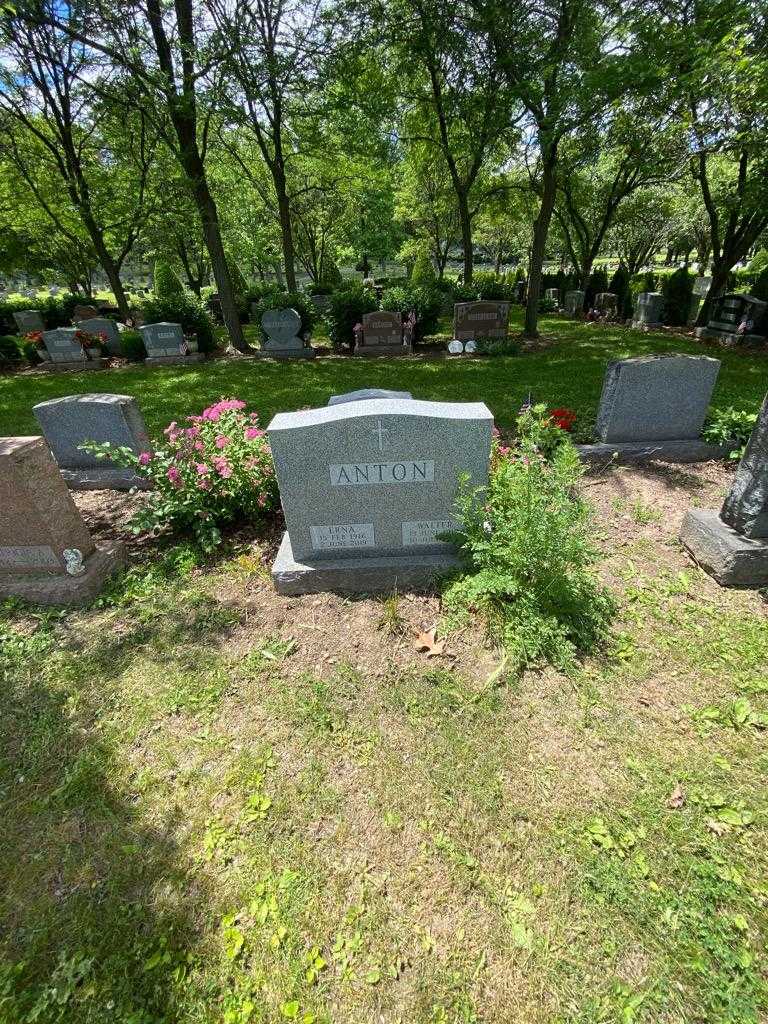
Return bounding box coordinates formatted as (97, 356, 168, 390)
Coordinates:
(262, 307, 302, 345)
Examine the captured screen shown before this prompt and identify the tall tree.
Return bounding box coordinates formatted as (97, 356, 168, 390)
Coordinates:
(0, 9, 157, 317)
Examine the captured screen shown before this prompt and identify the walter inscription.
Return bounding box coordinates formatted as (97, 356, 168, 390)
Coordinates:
(330, 460, 434, 485)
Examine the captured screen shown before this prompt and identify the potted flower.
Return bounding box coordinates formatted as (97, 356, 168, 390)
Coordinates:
(25, 330, 49, 361)
(75, 329, 105, 359)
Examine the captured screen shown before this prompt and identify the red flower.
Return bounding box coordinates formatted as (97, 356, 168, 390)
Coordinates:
(550, 407, 576, 432)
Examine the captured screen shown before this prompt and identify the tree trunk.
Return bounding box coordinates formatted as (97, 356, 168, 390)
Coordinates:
(275, 178, 297, 292)
(524, 160, 557, 337)
(696, 263, 730, 327)
(458, 193, 473, 284)
(579, 258, 594, 292)
(186, 164, 247, 351)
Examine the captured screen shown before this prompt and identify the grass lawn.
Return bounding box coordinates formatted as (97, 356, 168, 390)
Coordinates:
(1, 316, 768, 1023)
(1, 310, 767, 439)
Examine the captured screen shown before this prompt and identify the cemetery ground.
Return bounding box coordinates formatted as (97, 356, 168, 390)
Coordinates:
(2, 315, 768, 1022)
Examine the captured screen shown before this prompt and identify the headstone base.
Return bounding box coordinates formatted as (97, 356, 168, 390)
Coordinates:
(145, 353, 205, 366)
(631, 320, 663, 330)
(354, 344, 412, 357)
(695, 327, 767, 348)
(41, 359, 108, 372)
(577, 440, 732, 464)
(680, 509, 768, 588)
(60, 468, 150, 491)
(255, 347, 316, 360)
(0, 541, 126, 606)
(271, 532, 463, 595)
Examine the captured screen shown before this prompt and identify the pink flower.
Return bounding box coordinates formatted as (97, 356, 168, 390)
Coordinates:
(244, 457, 259, 471)
(163, 421, 178, 436)
(201, 398, 246, 422)
(166, 466, 182, 488)
(244, 427, 264, 440)
(215, 434, 229, 448)
(186, 426, 200, 438)
(138, 452, 152, 466)
(197, 478, 212, 491)
(196, 463, 210, 476)
(194, 440, 205, 452)
(213, 456, 233, 479)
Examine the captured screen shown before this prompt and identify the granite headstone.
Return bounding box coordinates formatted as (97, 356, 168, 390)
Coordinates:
(680, 393, 768, 585)
(34, 393, 151, 489)
(258, 308, 315, 359)
(72, 304, 99, 322)
(42, 328, 106, 370)
(13, 309, 44, 334)
(329, 388, 413, 406)
(140, 322, 202, 365)
(564, 290, 585, 316)
(358, 311, 405, 355)
(77, 317, 122, 356)
(453, 301, 509, 340)
(633, 292, 664, 328)
(268, 398, 493, 593)
(594, 292, 618, 314)
(695, 293, 767, 347)
(0, 436, 124, 604)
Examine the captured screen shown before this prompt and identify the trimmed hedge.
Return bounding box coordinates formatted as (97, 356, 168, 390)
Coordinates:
(142, 292, 217, 353)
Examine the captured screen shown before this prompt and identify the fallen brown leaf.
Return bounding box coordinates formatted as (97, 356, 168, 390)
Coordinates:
(706, 818, 728, 836)
(667, 783, 685, 809)
(414, 628, 445, 658)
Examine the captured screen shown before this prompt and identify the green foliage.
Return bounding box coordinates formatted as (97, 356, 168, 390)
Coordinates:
(0, 291, 82, 330)
(380, 284, 441, 338)
(118, 329, 146, 362)
(153, 260, 186, 300)
(325, 282, 378, 349)
(751, 265, 768, 303)
(475, 337, 521, 357)
(319, 259, 343, 288)
(585, 268, 609, 308)
(142, 292, 216, 353)
(250, 290, 318, 340)
(609, 264, 632, 319)
(473, 271, 514, 301)
(0, 334, 21, 362)
(85, 399, 278, 550)
(702, 407, 759, 461)
(443, 406, 614, 671)
(452, 282, 481, 302)
(538, 296, 558, 314)
(410, 248, 436, 287)
(662, 268, 694, 326)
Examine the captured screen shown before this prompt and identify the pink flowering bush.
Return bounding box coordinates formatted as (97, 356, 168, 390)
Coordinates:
(84, 398, 279, 549)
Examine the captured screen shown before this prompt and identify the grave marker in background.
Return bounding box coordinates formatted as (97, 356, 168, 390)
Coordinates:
(256, 308, 315, 360)
(453, 301, 509, 340)
(13, 310, 44, 334)
(139, 322, 203, 365)
(42, 328, 107, 370)
(357, 311, 406, 355)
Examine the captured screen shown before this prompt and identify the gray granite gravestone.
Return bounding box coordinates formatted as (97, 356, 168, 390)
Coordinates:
(34, 393, 151, 490)
(453, 301, 509, 340)
(257, 307, 315, 359)
(680, 393, 768, 586)
(139, 322, 202, 365)
(72, 304, 99, 322)
(564, 290, 585, 316)
(0, 436, 125, 605)
(358, 311, 406, 355)
(268, 398, 493, 594)
(632, 292, 664, 328)
(577, 354, 725, 463)
(76, 317, 122, 356)
(42, 328, 107, 370)
(328, 388, 413, 406)
(544, 288, 561, 305)
(695, 293, 767, 347)
(13, 309, 44, 333)
(594, 292, 618, 314)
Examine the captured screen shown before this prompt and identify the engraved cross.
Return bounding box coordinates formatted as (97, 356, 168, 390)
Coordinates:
(372, 419, 390, 451)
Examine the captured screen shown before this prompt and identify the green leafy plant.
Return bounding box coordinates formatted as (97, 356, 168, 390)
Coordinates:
(379, 283, 441, 338)
(702, 407, 758, 460)
(118, 328, 146, 361)
(662, 267, 694, 326)
(410, 248, 437, 287)
(442, 407, 614, 671)
(0, 334, 21, 362)
(325, 282, 378, 349)
(153, 259, 187, 299)
(142, 291, 216, 352)
(473, 270, 514, 301)
(475, 337, 521, 357)
(85, 398, 279, 550)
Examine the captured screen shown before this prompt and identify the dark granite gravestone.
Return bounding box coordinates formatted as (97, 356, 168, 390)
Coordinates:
(256, 308, 315, 359)
(76, 317, 122, 356)
(577, 354, 727, 463)
(594, 292, 618, 315)
(0, 436, 124, 604)
(695, 293, 767, 347)
(72, 304, 99, 322)
(680, 393, 768, 586)
(42, 328, 107, 370)
(34, 393, 151, 489)
(268, 398, 493, 594)
(453, 301, 509, 340)
(564, 290, 585, 316)
(357, 311, 406, 355)
(13, 309, 44, 333)
(139, 322, 203, 365)
(632, 292, 664, 328)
